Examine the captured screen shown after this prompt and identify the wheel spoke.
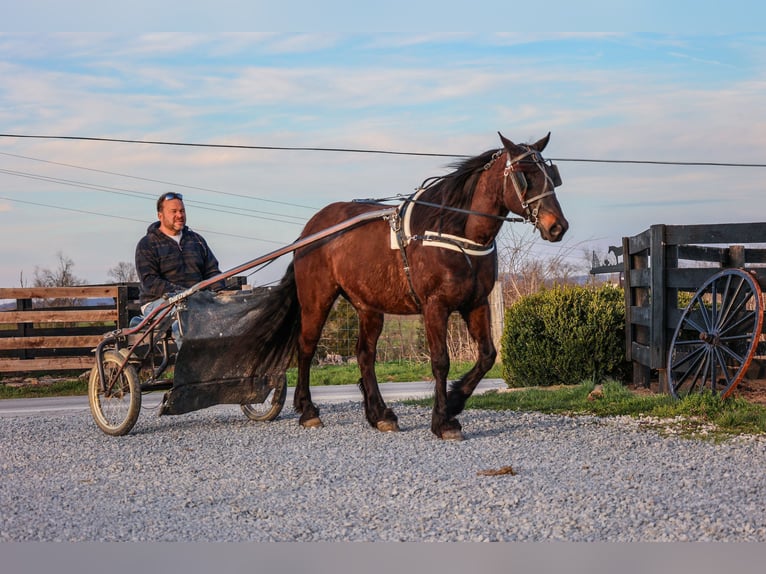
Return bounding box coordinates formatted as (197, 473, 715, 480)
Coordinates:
(719, 306, 755, 338)
(670, 342, 706, 370)
(668, 268, 763, 399)
(712, 346, 734, 391)
(715, 276, 745, 330)
(671, 344, 707, 394)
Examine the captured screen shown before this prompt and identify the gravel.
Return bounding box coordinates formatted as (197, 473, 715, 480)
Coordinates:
(2, 399, 765, 542)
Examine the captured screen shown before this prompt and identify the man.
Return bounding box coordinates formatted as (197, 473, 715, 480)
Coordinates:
(134, 192, 223, 344)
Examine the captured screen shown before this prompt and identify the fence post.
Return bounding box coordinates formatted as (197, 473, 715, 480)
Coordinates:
(116, 285, 129, 328)
(625, 237, 651, 387)
(726, 245, 746, 268)
(16, 297, 33, 360)
(489, 281, 504, 363)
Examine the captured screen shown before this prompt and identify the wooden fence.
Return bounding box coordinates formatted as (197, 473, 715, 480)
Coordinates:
(591, 222, 766, 391)
(0, 284, 141, 374)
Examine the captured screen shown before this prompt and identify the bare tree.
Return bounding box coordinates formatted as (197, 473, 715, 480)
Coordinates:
(107, 261, 138, 283)
(496, 226, 585, 306)
(33, 252, 85, 287)
(31, 252, 85, 309)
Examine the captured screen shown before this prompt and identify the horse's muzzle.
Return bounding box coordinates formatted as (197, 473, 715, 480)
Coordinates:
(539, 213, 569, 242)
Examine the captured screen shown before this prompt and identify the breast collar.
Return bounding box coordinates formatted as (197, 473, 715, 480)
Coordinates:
(389, 188, 496, 257)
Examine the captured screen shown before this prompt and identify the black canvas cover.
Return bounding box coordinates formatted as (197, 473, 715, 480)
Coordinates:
(159, 279, 299, 415)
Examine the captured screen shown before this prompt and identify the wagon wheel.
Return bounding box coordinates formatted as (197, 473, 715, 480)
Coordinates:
(88, 350, 142, 436)
(667, 268, 763, 399)
(240, 373, 287, 422)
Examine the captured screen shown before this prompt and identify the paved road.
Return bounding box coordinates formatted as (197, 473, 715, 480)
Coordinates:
(0, 378, 506, 417)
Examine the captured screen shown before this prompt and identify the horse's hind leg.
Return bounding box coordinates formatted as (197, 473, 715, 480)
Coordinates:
(293, 300, 335, 428)
(356, 309, 399, 432)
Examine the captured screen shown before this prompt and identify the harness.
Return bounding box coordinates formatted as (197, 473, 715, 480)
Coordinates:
(504, 147, 561, 224)
(372, 147, 562, 310)
(388, 187, 498, 310)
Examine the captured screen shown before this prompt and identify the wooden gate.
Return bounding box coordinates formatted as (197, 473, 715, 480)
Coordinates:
(0, 284, 140, 374)
(591, 222, 766, 390)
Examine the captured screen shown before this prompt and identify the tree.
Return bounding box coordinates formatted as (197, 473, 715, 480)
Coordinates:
(31, 252, 85, 309)
(33, 252, 85, 287)
(107, 261, 138, 283)
(496, 226, 584, 306)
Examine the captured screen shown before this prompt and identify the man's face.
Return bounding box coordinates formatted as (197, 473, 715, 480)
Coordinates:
(158, 198, 186, 236)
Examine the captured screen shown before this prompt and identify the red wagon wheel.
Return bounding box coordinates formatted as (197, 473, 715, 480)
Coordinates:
(667, 268, 763, 399)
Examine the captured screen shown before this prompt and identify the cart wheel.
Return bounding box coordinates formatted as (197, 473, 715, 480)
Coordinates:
(241, 373, 287, 422)
(668, 268, 763, 399)
(88, 350, 142, 436)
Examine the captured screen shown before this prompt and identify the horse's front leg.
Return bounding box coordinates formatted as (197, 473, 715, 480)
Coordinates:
(446, 302, 497, 421)
(423, 303, 462, 440)
(356, 309, 399, 432)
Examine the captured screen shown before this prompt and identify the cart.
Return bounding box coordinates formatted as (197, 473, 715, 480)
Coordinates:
(667, 267, 766, 398)
(88, 208, 393, 436)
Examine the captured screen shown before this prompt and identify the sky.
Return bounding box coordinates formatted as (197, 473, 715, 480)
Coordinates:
(2, 23, 766, 289)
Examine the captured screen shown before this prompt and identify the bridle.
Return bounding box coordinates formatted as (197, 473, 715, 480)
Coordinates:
(497, 147, 563, 226)
(357, 146, 563, 229)
(352, 145, 563, 311)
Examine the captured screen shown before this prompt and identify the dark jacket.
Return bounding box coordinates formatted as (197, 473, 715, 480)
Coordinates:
(135, 222, 223, 305)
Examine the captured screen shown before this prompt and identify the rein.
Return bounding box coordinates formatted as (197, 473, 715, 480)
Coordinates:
(355, 146, 561, 226)
(504, 148, 558, 224)
(351, 146, 562, 310)
(354, 195, 526, 224)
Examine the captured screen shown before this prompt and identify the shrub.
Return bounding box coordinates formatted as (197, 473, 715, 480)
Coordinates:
(501, 284, 628, 387)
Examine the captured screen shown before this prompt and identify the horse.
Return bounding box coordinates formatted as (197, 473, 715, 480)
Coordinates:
(260, 132, 568, 440)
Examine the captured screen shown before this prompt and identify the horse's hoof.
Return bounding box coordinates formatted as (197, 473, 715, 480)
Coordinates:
(441, 429, 464, 441)
(376, 420, 400, 433)
(301, 417, 324, 429)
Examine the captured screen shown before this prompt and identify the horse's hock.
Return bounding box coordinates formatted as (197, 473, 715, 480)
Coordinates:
(591, 222, 766, 398)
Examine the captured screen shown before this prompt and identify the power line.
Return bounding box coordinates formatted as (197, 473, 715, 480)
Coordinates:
(2, 132, 766, 168)
(0, 195, 287, 245)
(0, 150, 317, 211)
(0, 167, 307, 226)
(0, 133, 457, 158)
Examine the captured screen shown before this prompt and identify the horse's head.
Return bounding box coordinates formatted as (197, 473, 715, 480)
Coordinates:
(498, 132, 569, 242)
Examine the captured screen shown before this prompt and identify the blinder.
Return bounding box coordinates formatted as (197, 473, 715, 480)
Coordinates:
(508, 159, 562, 195)
(545, 161, 562, 188)
(504, 149, 563, 225)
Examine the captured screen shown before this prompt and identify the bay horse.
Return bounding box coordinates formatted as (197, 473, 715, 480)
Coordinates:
(265, 132, 568, 440)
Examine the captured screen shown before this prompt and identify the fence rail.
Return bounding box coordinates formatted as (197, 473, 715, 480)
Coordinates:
(1, 279, 504, 376)
(0, 284, 140, 374)
(591, 221, 766, 391)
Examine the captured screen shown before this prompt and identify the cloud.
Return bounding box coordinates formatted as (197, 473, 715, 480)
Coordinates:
(2, 33, 766, 286)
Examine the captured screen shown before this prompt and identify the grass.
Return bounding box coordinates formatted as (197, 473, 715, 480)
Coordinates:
(4, 367, 765, 439)
(406, 380, 766, 440)
(285, 361, 503, 386)
(0, 361, 503, 399)
(0, 378, 88, 399)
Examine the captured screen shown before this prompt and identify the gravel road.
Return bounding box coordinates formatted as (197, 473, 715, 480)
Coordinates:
(2, 397, 765, 542)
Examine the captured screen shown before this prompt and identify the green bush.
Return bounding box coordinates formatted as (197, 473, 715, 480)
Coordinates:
(501, 284, 628, 387)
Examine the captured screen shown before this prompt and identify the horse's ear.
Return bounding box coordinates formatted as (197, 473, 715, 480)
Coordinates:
(530, 132, 551, 152)
(498, 131, 516, 150)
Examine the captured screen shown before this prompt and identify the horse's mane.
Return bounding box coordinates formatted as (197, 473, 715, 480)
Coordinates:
(415, 148, 500, 234)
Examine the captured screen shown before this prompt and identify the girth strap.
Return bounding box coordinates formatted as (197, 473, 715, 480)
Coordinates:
(389, 206, 423, 311)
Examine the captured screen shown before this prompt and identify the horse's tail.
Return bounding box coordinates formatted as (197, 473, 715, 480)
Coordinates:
(244, 261, 301, 375)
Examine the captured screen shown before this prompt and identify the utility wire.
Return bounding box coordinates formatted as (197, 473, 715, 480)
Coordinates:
(0, 168, 307, 226)
(2, 133, 766, 168)
(0, 150, 318, 211)
(0, 195, 287, 245)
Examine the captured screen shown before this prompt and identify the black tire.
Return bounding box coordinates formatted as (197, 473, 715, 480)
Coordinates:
(668, 268, 763, 399)
(240, 373, 287, 422)
(88, 350, 142, 436)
